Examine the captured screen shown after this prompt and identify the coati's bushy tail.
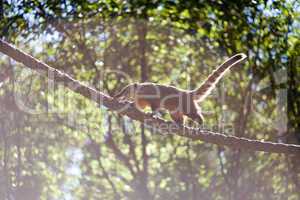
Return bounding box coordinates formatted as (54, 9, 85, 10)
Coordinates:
(192, 53, 247, 102)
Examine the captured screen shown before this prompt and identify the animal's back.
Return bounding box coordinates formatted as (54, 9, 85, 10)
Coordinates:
(137, 82, 184, 98)
(136, 82, 192, 112)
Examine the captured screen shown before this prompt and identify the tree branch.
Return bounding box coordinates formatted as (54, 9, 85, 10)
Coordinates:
(0, 39, 300, 154)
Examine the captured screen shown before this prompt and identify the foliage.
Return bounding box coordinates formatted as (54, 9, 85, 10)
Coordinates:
(0, 0, 299, 199)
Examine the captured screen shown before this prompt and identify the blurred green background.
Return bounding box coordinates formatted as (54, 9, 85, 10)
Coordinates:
(0, 0, 299, 199)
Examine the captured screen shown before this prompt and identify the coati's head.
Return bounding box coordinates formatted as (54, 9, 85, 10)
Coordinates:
(114, 83, 138, 100)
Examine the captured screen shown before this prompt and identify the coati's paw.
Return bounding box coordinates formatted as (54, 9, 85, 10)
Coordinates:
(150, 111, 162, 118)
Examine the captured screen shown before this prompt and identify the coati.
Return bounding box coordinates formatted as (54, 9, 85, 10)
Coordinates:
(114, 53, 247, 124)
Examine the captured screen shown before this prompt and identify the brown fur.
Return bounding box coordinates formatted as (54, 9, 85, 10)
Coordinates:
(114, 53, 247, 124)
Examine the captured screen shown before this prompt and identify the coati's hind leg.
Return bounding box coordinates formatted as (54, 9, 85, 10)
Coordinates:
(170, 112, 184, 124)
(187, 112, 204, 125)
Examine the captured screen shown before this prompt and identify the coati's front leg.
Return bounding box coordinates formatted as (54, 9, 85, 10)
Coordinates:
(135, 99, 149, 110)
(187, 112, 204, 125)
(170, 112, 184, 124)
(136, 98, 159, 117)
